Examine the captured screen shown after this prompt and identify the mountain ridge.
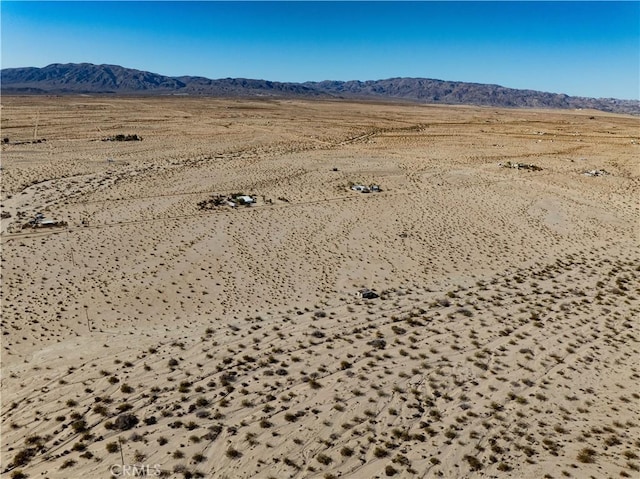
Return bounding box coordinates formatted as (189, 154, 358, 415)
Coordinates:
(2, 63, 638, 115)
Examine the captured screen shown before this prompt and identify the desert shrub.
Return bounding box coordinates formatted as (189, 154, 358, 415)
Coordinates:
(60, 459, 76, 469)
(393, 454, 410, 466)
(114, 413, 139, 430)
(71, 419, 88, 433)
(605, 435, 622, 446)
(120, 384, 134, 393)
(464, 455, 483, 471)
(368, 339, 387, 349)
(316, 453, 332, 465)
(577, 448, 596, 463)
(72, 442, 86, 452)
(108, 133, 142, 141)
(391, 325, 406, 335)
(203, 424, 223, 440)
(11, 448, 37, 467)
(172, 450, 185, 459)
(173, 464, 187, 474)
(185, 421, 198, 431)
(24, 435, 43, 446)
(340, 446, 354, 457)
(259, 418, 272, 428)
(444, 429, 458, 440)
(435, 298, 450, 307)
(374, 447, 389, 458)
(308, 378, 322, 390)
(623, 451, 639, 460)
(284, 413, 298, 423)
(93, 404, 109, 415)
(106, 442, 119, 453)
(220, 372, 237, 386)
(226, 447, 242, 459)
(144, 416, 157, 425)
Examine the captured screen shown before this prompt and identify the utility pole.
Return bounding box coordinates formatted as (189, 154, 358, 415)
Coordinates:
(118, 436, 125, 465)
(33, 110, 39, 141)
(67, 229, 76, 266)
(84, 305, 91, 331)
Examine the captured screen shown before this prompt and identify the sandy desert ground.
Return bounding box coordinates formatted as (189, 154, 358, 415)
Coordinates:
(1, 96, 639, 479)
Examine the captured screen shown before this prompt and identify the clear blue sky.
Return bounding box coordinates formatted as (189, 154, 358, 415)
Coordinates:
(2, 1, 639, 99)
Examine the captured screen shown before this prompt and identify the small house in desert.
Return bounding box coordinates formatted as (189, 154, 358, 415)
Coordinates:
(235, 195, 256, 205)
(356, 288, 379, 299)
(351, 184, 382, 193)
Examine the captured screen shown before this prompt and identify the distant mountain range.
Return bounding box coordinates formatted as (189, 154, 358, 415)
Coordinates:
(2, 63, 638, 115)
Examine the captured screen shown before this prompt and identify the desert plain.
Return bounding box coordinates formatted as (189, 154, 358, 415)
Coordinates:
(0, 96, 639, 479)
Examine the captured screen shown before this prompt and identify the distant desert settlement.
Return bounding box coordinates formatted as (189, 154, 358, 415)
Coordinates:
(1, 96, 639, 479)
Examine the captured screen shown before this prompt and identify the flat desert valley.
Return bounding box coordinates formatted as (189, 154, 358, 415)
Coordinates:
(1, 96, 638, 479)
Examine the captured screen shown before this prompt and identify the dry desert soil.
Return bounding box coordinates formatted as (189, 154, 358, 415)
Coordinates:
(1, 96, 639, 479)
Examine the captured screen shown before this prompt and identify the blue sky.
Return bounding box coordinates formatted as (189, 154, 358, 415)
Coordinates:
(2, 1, 639, 99)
